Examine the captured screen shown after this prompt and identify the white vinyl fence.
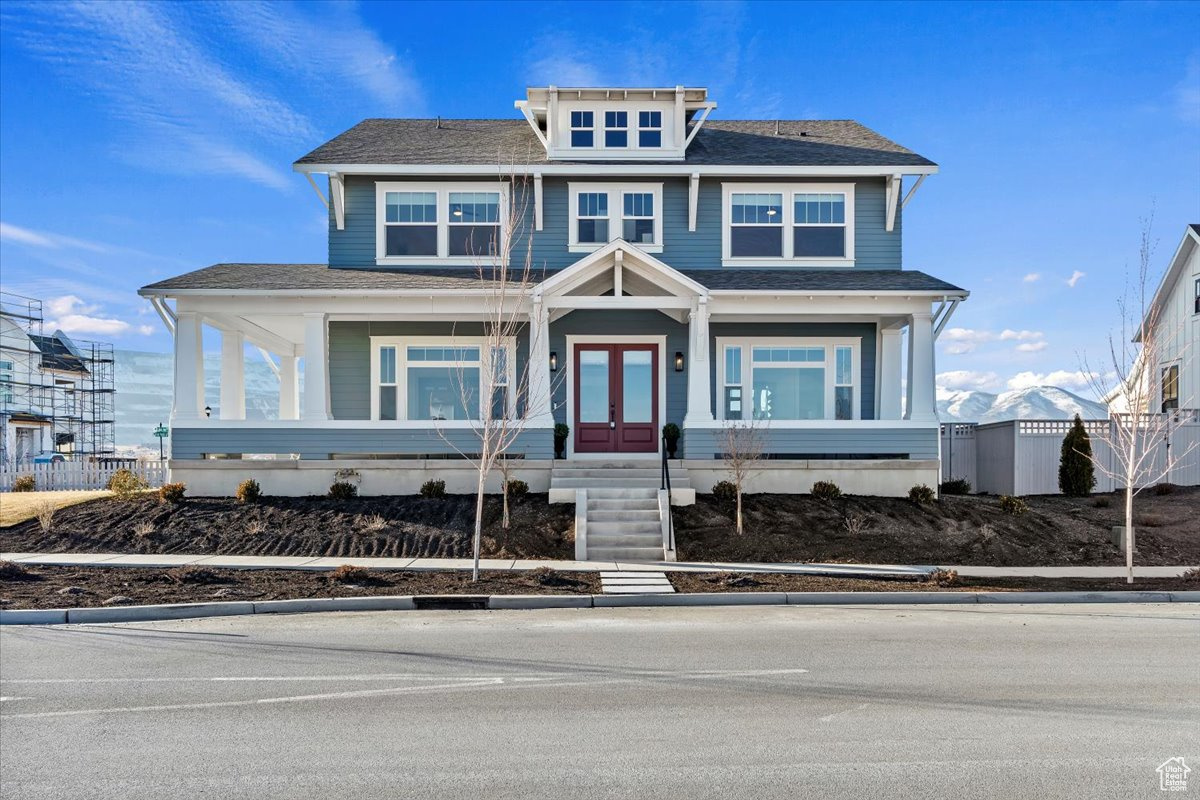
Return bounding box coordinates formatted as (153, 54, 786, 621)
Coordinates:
(941, 410, 1200, 496)
(0, 461, 167, 492)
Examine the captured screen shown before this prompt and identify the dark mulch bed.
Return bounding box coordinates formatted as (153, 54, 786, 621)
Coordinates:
(0, 494, 574, 560)
(0, 564, 598, 609)
(670, 571, 1200, 594)
(673, 488, 1200, 566)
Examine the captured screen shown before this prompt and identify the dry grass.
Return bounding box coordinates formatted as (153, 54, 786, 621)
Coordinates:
(34, 501, 56, 533)
(357, 513, 388, 533)
(132, 520, 155, 539)
(245, 519, 268, 536)
(0, 490, 111, 527)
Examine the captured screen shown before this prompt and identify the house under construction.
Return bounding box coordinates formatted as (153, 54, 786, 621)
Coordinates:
(0, 291, 115, 465)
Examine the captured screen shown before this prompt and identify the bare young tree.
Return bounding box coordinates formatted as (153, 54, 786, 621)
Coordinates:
(719, 419, 765, 535)
(434, 172, 554, 581)
(1083, 213, 1196, 583)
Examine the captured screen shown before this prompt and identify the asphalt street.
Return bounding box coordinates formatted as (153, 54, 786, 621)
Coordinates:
(1, 604, 1197, 799)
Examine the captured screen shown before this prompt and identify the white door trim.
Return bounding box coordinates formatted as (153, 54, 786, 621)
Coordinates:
(564, 334, 668, 460)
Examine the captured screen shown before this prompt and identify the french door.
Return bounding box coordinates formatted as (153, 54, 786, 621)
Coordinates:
(573, 343, 658, 453)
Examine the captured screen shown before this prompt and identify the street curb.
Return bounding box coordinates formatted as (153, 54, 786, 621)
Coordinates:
(2, 590, 1197, 625)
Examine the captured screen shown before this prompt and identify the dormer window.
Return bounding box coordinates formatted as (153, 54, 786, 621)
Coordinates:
(638, 111, 662, 147)
(570, 111, 594, 147)
(569, 183, 663, 252)
(604, 111, 628, 147)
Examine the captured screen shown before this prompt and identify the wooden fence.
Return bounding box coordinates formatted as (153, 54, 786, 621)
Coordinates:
(941, 410, 1200, 495)
(0, 461, 167, 492)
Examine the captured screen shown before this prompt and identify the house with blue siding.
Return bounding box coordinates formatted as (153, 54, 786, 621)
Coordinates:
(140, 85, 967, 560)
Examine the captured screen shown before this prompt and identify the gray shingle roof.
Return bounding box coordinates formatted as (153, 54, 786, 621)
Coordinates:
(295, 119, 935, 168)
(141, 264, 964, 295)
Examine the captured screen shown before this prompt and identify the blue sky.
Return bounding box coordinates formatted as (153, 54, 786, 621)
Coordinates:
(1, 0, 1197, 398)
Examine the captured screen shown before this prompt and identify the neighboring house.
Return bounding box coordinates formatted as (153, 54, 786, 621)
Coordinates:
(140, 84, 967, 513)
(0, 292, 117, 465)
(1105, 224, 1200, 413)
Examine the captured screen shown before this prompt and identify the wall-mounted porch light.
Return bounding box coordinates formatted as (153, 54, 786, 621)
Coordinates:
(549, 351, 558, 372)
(674, 351, 685, 372)
(204, 405, 212, 418)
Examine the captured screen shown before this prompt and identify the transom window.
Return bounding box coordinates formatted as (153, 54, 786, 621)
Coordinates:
(717, 339, 859, 421)
(638, 111, 662, 147)
(570, 111, 594, 147)
(376, 183, 508, 264)
(604, 111, 628, 147)
(372, 338, 515, 422)
(723, 184, 855, 264)
(568, 184, 663, 252)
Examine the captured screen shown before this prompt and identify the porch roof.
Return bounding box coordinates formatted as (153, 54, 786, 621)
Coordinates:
(140, 263, 966, 296)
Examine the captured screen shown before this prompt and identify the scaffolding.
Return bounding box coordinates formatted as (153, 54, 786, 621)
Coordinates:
(0, 291, 116, 465)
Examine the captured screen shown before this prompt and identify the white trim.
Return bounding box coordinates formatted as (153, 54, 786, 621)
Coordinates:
(715, 336, 861, 422)
(683, 103, 715, 148)
(567, 183, 664, 253)
(563, 335, 668, 459)
(538, 239, 708, 299)
(142, 286, 967, 300)
(330, 173, 346, 231)
(374, 181, 510, 266)
(296, 163, 940, 178)
(721, 182, 856, 267)
(368, 335, 516, 422)
(884, 173, 901, 233)
(683, 418, 938, 430)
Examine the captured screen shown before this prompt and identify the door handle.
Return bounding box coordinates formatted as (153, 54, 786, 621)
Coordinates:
(610, 403, 616, 429)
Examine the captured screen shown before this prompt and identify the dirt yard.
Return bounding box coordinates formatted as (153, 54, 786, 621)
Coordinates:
(673, 487, 1200, 566)
(0, 494, 576, 560)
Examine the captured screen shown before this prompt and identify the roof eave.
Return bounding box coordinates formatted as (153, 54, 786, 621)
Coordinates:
(291, 162, 939, 177)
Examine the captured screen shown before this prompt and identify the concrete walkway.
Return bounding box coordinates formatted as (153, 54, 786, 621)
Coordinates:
(1, 551, 1194, 578)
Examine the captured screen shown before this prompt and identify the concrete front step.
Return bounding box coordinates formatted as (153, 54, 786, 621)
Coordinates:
(552, 468, 667, 479)
(587, 546, 669, 561)
(551, 478, 665, 489)
(588, 535, 663, 549)
(586, 509, 661, 522)
(583, 487, 660, 499)
(588, 521, 661, 536)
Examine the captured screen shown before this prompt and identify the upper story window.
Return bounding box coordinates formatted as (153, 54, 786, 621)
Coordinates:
(570, 111, 594, 147)
(722, 183, 855, 266)
(1162, 364, 1180, 412)
(639, 111, 662, 147)
(604, 111, 628, 147)
(376, 183, 508, 265)
(1194, 277, 1199, 314)
(568, 183, 663, 252)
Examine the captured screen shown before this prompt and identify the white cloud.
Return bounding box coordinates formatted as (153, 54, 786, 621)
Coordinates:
(1015, 341, 1048, 353)
(1006, 370, 1099, 391)
(1174, 54, 1200, 125)
(1067, 270, 1086, 288)
(1022, 273, 1040, 283)
(998, 329, 1044, 341)
(0, 221, 110, 253)
(44, 295, 154, 339)
(937, 370, 1002, 392)
(941, 327, 1046, 354)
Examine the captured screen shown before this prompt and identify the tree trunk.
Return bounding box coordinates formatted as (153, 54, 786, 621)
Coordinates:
(502, 481, 510, 529)
(472, 471, 486, 582)
(1124, 480, 1134, 585)
(736, 489, 743, 536)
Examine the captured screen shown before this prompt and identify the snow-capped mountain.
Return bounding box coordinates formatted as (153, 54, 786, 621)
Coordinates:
(937, 385, 1107, 423)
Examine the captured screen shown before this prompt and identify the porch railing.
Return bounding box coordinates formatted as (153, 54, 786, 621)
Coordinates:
(660, 434, 674, 553)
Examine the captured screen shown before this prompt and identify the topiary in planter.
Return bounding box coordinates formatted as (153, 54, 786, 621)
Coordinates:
(1058, 414, 1096, 497)
(420, 479, 447, 499)
(553, 423, 570, 459)
(662, 423, 681, 458)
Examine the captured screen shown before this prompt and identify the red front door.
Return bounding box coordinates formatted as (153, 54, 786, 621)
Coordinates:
(574, 344, 658, 453)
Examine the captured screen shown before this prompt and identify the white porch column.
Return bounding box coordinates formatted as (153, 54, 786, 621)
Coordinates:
(906, 311, 937, 421)
(219, 329, 246, 420)
(526, 296, 554, 426)
(279, 355, 300, 420)
(684, 296, 714, 425)
(172, 311, 203, 422)
(302, 312, 329, 421)
(879, 327, 904, 420)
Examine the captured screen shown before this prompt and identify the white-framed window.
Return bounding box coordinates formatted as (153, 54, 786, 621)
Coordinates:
(568, 183, 663, 252)
(1161, 363, 1180, 412)
(1194, 277, 1199, 314)
(716, 338, 860, 421)
(638, 111, 662, 147)
(370, 337, 516, 422)
(721, 183, 855, 266)
(604, 110, 628, 148)
(0, 359, 12, 405)
(570, 110, 594, 147)
(375, 182, 509, 265)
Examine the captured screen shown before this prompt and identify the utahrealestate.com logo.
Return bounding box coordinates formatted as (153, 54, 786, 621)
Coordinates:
(1157, 758, 1191, 792)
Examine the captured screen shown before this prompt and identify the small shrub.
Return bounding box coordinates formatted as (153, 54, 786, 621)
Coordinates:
(505, 478, 529, 499)
(328, 481, 358, 500)
(999, 495, 1028, 515)
(34, 500, 55, 533)
(329, 564, 375, 584)
(11, 474, 35, 492)
(0, 560, 37, 581)
(711, 480, 737, 507)
(420, 479, 447, 499)
(527, 566, 575, 587)
(1153, 482, 1178, 496)
(810, 481, 842, 501)
(927, 568, 959, 587)
(1182, 567, 1200, 583)
(132, 520, 155, 539)
(235, 479, 261, 504)
(166, 565, 221, 584)
(1058, 414, 1096, 497)
(107, 468, 148, 499)
(939, 478, 972, 495)
(842, 512, 870, 536)
(908, 484, 936, 505)
(358, 513, 387, 533)
(158, 482, 187, 504)
(245, 519, 268, 536)
(1135, 513, 1164, 528)
(1092, 496, 1112, 508)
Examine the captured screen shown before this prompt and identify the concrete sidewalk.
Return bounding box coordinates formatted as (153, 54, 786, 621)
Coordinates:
(1, 551, 1194, 578)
